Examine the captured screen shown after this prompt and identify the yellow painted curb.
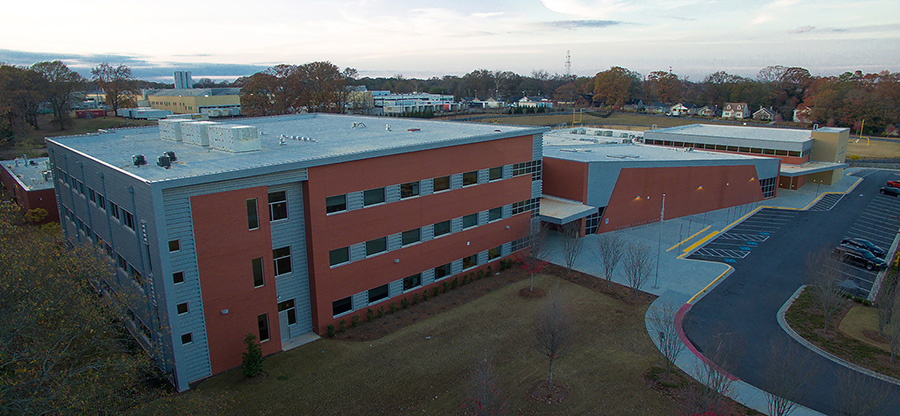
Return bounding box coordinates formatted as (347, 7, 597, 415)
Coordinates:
(667, 225, 712, 252)
(682, 231, 719, 253)
(687, 265, 733, 304)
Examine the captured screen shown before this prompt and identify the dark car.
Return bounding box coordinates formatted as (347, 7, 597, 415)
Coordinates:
(887, 180, 900, 188)
(841, 238, 887, 258)
(880, 186, 900, 196)
(834, 244, 888, 271)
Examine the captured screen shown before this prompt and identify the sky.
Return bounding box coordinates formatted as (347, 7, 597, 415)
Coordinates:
(1, 0, 898, 83)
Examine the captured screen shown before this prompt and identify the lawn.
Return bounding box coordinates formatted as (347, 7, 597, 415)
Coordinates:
(137, 273, 679, 415)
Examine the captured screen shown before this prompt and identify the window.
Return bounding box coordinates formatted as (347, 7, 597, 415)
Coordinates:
(434, 220, 451, 237)
(168, 240, 180, 252)
(129, 265, 143, 285)
(88, 188, 96, 203)
(463, 254, 478, 269)
(333, 297, 352, 316)
(326, 194, 347, 213)
(434, 263, 451, 280)
(366, 237, 387, 256)
(489, 207, 502, 222)
(513, 160, 542, 180)
(273, 247, 292, 276)
(368, 284, 389, 304)
(512, 198, 540, 216)
(258, 314, 270, 342)
(401, 228, 421, 246)
(363, 187, 385, 206)
(463, 213, 478, 229)
(433, 176, 450, 192)
(246, 199, 259, 230)
(97, 194, 106, 210)
(489, 166, 503, 181)
(109, 201, 120, 220)
(329, 246, 350, 266)
(488, 246, 502, 260)
(403, 273, 422, 291)
(278, 299, 297, 325)
(268, 191, 288, 221)
(400, 181, 420, 199)
(462, 171, 478, 186)
(116, 254, 126, 271)
(252, 257, 265, 287)
(181, 333, 193, 345)
(173, 271, 185, 284)
(177, 302, 189, 315)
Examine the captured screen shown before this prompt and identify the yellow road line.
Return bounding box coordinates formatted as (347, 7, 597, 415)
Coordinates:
(682, 231, 719, 253)
(667, 225, 712, 252)
(687, 266, 733, 304)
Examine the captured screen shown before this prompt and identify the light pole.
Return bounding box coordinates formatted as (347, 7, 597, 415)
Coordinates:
(655, 193, 665, 288)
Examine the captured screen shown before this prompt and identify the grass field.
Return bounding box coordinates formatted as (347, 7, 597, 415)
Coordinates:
(137, 274, 678, 415)
(1, 114, 156, 160)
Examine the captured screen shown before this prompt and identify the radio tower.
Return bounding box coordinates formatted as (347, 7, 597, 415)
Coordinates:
(565, 50, 572, 79)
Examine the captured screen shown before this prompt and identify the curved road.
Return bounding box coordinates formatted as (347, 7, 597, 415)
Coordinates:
(682, 169, 900, 415)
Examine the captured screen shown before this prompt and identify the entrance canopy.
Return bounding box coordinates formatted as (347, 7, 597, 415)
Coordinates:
(539, 195, 597, 225)
(779, 161, 848, 177)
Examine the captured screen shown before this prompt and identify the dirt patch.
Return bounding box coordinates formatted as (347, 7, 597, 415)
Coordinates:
(519, 287, 545, 299)
(243, 371, 268, 385)
(526, 379, 571, 404)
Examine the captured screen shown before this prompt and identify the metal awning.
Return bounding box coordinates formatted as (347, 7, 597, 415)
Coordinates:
(539, 195, 598, 225)
(779, 161, 848, 177)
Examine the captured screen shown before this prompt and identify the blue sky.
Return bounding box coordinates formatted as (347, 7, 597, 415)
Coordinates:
(1, 0, 898, 82)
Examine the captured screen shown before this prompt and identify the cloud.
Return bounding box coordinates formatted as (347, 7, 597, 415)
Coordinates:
(543, 19, 625, 29)
(789, 25, 815, 33)
(540, 0, 626, 19)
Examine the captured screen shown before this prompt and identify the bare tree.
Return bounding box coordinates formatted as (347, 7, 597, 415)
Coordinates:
(622, 241, 654, 300)
(836, 369, 896, 416)
(761, 339, 815, 416)
(807, 249, 847, 332)
(31, 61, 84, 130)
(461, 354, 508, 416)
(876, 269, 898, 336)
(593, 232, 624, 286)
(533, 291, 572, 390)
(91, 63, 137, 113)
(647, 304, 686, 379)
(687, 333, 740, 415)
(521, 225, 550, 291)
(560, 221, 584, 274)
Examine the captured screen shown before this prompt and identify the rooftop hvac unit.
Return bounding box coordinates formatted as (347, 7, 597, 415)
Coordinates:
(159, 119, 188, 142)
(132, 155, 146, 166)
(182, 121, 218, 147)
(165, 151, 177, 161)
(41, 170, 51, 181)
(157, 155, 171, 168)
(208, 125, 261, 153)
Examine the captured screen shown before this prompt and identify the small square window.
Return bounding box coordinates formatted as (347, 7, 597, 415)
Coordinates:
(462, 171, 478, 186)
(401, 228, 421, 246)
(326, 194, 347, 213)
(273, 247, 292, 276)
(252, 257, 265, 287)
(181, 333, 193, 345)
(168, 240, 180, 252)
(366, 237, 387, 256)
(434, 220, 451, 237)
(368, 284, 389, 304)
(268, 191, 288, 221)
(489, 167, 503, 181)
(463, 213, 478, 229)
(434, 263, 451, 280)
(400, 181, 420, 199)
(176, 302, 189, 315)
(489, 207, 502, 221)
(488, 246, 502, 260)
(433, 176, 450, 192)
(403, 273, 422, 291)
(246, 199, 259, 230)
(173, 271, 185, 284)
(333, 297, 352, 316)
(363, 188, 385, 206)
(463, 254, 478, 269)
(329, 247, 350, 266)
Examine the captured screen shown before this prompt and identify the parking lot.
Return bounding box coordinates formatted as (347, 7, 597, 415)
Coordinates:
(688, 209, 798, 265)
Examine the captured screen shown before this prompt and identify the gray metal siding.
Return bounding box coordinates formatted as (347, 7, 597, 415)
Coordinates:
(267, 182, 313, 337)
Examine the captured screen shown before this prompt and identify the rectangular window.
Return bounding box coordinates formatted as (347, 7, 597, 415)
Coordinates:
(489, 166, 503, 181)
(489, 207, 502, 221)
(116, 254, 126, 271)
(401, 228, 421, 246)
(326, 194, 347, 213)
(488, 246, 502, 260)
(462, 171, 478, 186)
(88, 188, 96, 203)
(177, 302, 189, 315)
(434, 220, 451, 237)
(129, 265, 143, 285)
(258, 314, 270, 342)
(268, 191, 288, 221)
(109, 202, 120, 220)
(368, 284, 389, 304)
(246, 198, 259, 230)
(181, 333, 193, 345)
(97, 194, 106, 210)
(173, 271, 185, 284)
(333, 297, 352, 316)
(329, 247, 350, 266)
(463, 254, 478, 269)
(403, 273, 422, 291)
(363, 188, 385, 206)
(273, 247, 292, 276)
(168, 240, 180, 252)
(434, 263, 452, 280)
(122, 210, 135, 230)
(433, 176, 450, 192)
(278, 299, 297, 325)
(400, 181, 420, 199)
(463, 213, 478, 229)
(366, 237, 387, 256)
(252, 257, 265, 287)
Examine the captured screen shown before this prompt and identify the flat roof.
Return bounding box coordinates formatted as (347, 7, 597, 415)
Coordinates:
(779, 161, 849, 177)
(149, 88, 241, 97)
(47, 114, 546, 184)
(649, 124, 814, 143)
(1, 157, 54, 191)
(543, 127, 644, 147)
(539, 196, 597, 224)
(543, 142, 768, 163)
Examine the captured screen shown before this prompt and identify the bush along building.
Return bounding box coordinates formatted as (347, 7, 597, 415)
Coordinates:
(46, 114, 546, 391)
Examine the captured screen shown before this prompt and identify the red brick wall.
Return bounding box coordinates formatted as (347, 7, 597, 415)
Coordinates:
(542, 157, 588, 202)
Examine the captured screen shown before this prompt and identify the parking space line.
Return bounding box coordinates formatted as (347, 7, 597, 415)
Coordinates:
(683, 231, 719, 253)
(667, 225, 712, 252)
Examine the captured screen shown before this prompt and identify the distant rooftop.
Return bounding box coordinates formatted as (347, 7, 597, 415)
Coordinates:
(47, 114, 545, 185)
(649, 124, 814, 143)
(1, 157, 54, 191)
(149, 88, 241, 97)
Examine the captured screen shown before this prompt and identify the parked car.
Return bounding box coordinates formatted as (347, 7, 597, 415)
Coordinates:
(887, 180, 900, 188)
(834, 244, 888, 270)
(841, 238, 887, 258)
(880, 186, 900, 196)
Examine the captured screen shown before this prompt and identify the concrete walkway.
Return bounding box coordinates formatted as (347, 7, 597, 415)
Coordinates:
(543, 170, 867, 416)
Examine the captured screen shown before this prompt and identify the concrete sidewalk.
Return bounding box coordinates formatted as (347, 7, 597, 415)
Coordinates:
(543, 169, 865, 415)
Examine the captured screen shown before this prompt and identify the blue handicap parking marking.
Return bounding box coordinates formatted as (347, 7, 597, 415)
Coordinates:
(740, 246, 751, 251)
(760, 232, 770, 236)
(724, 258, 736, 263)
(746, 241, 758, 246)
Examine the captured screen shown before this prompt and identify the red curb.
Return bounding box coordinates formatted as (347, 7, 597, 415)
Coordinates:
(674, 303, 739, 382)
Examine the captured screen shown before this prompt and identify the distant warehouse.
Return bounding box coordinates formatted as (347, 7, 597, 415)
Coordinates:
(147, 88, 241, 117)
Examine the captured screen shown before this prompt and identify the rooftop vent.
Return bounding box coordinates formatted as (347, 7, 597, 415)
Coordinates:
(408, 128, 421, 132)
(157, 155, 171, 169)
(351, 122, 366, 128)
(132, 155, 146, 166)
(386, 124, 391, 132)
(165, 151, 177, 161)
